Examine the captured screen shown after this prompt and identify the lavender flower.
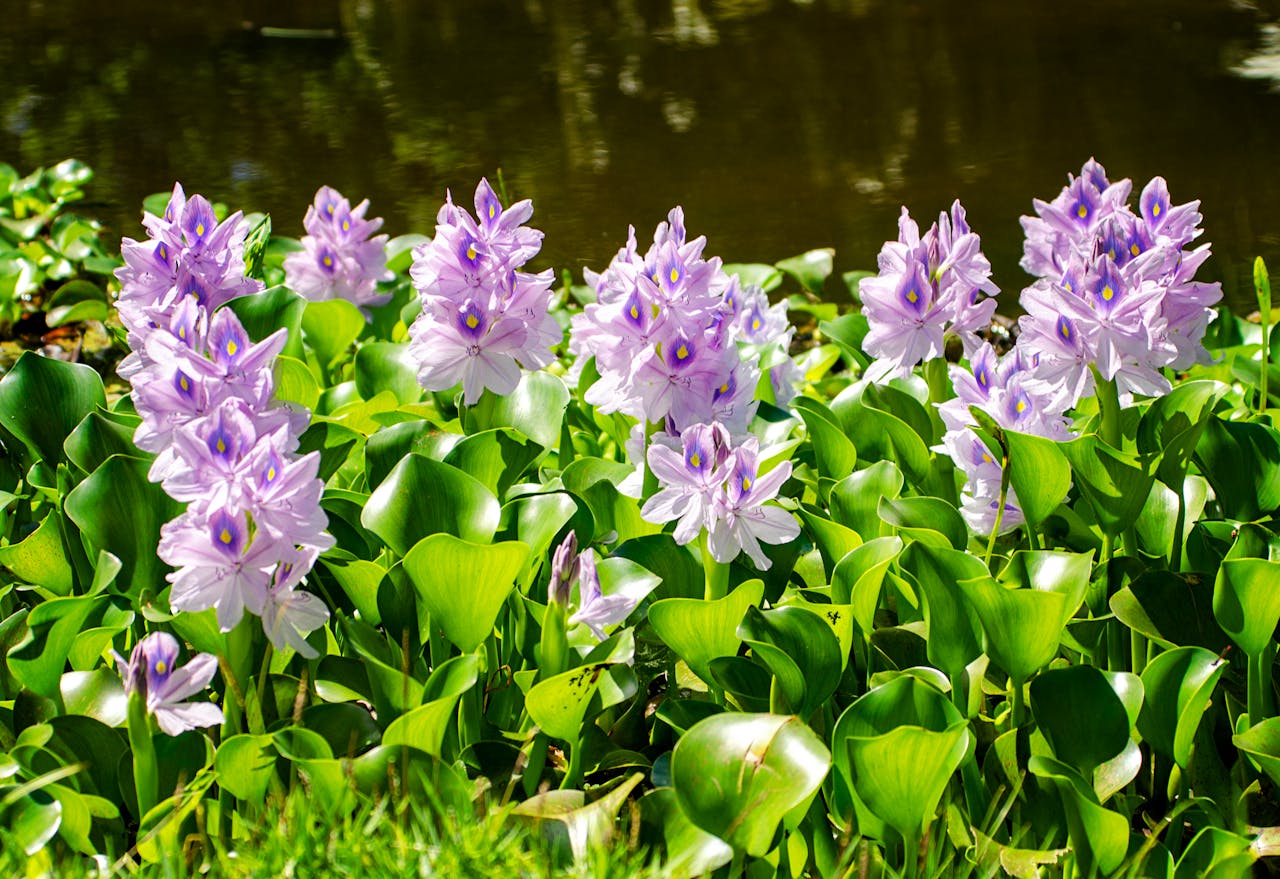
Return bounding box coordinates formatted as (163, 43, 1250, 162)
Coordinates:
(642, 426, 798, 569)
(113, 632, 223, 736)
(407, 180, 561, 405)
(119, 183, 332, 655)
(1016, 160, 1222, 407)
(567, 550, 643, 641)
(859, 201, 999, 381)
(284, 186, 393, 316)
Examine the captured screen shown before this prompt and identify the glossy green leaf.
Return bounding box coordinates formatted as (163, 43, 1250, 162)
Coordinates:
(1194, 417, 1280, 520)
(8, 595, 104, 700)
(1029, 756, 1129, 878)
(302, 298, 365, 370)
(613, 534, 702, 602)
(1006, 429, 1071, 531)
(639, 788, 734, 878)
(561, 456, 660, 544)
(0, 352, 105, 465)
(526, 661, 637, 742)
(513, 772, 644, 862)
(461, 371, 569, 450)
(649, 579, 765, 685)
(1138, 646, 1227, 767)
(900, 542, 986, 680)
(1060, 435, 1155, 537)
(225, 285, 305, 359)
(1110, 571, 1226, 651)
(215, 734, 276, 802)
(1030, 666, 1129, 777)
(0, 513, 73, 595)
(402, 533, 529, 653)
(671, 713, 830, 857)
(998, 549, 1093, 627)
(832, 537, 903, 636)
(776, 248, 834, 295)
(738, 605, 842, 718)
(354, 341, 421, 405)
(1174, 827, 1256, 879)
(0, 788, 62, 856)
(382, 655, 480, 756)
(829, 460, 903, 538)
(59, 668, 126, 727)
(797, 507, 862, 577)
(63, 409, 139, 475)
(272, 355, 320, 411)
(1136, 380, 1225, 487)
(960, 576, 1066, 684)
(1213, 558, 1280, 658)
(443, 427, 542, 499)
(361, 454, 499, 555)
(65, 455, 182, 596)
(794, 397, 857, 484)
(833, 676, 968, 845)
(877, 495, 966, 550)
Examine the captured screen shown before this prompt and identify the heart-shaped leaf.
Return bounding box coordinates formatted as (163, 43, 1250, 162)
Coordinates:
(361, 454, 499, 555)
(649, 579, 765, 686)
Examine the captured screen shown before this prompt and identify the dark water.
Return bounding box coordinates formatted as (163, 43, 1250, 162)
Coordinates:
(5, 0, 1280, 314)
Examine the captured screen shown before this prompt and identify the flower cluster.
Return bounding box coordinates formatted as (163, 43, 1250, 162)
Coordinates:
(1017, 158, 1222, 406)
(117, 184, 332, 656)
(283, 186, 393, 316)
(570, 208, 761, 434)
(641, 422, 798, 569)
(407, 179, 561, 405)
(115, 632, 223, 736)
(858, 201, 999, 381)
(935, 344, 1072, 535)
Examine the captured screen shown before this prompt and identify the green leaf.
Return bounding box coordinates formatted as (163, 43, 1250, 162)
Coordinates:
(671, 713, 830, 857)
(561, 457, 660, 544)
(299, 294, 362, 372)
(1174, 827, 1256, 879)
(243, 215, 271, 280)
(1136, 380, 1225, 487)
(797, 507, 863, 577)
(960, 576, 1066, 685)
(63, 409, 139, 475)
(639, 788, 734, 877)
(829, 460, 903, 539)
(1006, 429, 1071, 532)
(65, 455, 182, 596)
(1137, 646, 1227, 767)
(613, 535, 702, 601)
(59, 668, 126, 727)
(1060, 435, 1155, 537)
(793, 397, 857, 484)
(1030, 665, 1130, 777)
(8, 595, 104, 700)
(354, 342, 421, 405)
(1194, 417, 1280, 520)
(998, 550, 1093, 628)
(831, 537, 902, 636)
(877, 495, 966, 550)
(382, 655, 480, 756)
(44, 280, 107, 328)
(833, 676, 969, 845)
(818, 313, 871, 368)
(225, 285, 306, 359)
(1110, 571, 1227, 651)
(0, 352, 105, 465)
(361, 454, 499, 555)
(0, 788, 61, 856)
(385, 234, 428, 274)
(402, 534, 529, 653)
(1213, 558, 1280, 658)
(776, 249, 835, 296)
(899, 542, 986, 680)
(649, 579, 765, 686)
(525, 662, 637, 742)
(1029, 756, 1129, 878)
(0, 513, 73, 595)
(273, 355, 320, 411)
(461, 371, 569, 450)
(442, 428, 542, 499)
(214, 734, 276, 802)
(738, 605, 842, 718)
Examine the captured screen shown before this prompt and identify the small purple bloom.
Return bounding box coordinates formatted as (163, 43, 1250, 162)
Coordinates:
(113, 632, 224, 736)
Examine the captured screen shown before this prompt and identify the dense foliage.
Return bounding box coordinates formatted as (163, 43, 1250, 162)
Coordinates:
(2, 160, 1280, 879)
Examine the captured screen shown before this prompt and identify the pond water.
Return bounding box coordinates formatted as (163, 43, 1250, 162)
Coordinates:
(5, 0, 1280, 314)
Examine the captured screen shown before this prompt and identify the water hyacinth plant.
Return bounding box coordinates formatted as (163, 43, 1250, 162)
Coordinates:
(6, 158, 1280, 879)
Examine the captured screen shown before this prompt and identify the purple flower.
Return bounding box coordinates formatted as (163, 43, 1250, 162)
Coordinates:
(707, 439, 799, 569)
(859, 202, 999, 381)
(408, 180, 562, 404)
(284, 186, 393, 316)
(548, 531, 581, 608)
(641, 422, 733, 544)
(113, 632, 224, 736)
(567, 550, 645, 641)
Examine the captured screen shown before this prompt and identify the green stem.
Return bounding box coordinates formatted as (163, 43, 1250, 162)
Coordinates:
(127, 691, 159, 820)
(1249, 643, 1275, 729)
(1009, 677, 1026, 730)
(640, 420, 661, 499)
(924, 356, 950, 406)
(1257, 256, 1272, 416)
(1130, 632, 1148, 677)
(538, 602, 568, 681)
(1025, 522, 1041, 552)
(560, 738, 587, 790)
(984, 452, 1012, 570)
(699, 532, 729, 602)
(523, 734, 549, 798)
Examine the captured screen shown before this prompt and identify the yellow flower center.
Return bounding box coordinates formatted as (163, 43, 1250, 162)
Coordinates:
(227, 340, 238, 357)
(1076, 204, 1087, 219)
(323, 255, 333, 267)
(219, 528, 233, 544)
(342, 219, 350, 232)
(466, 245, 477, 261)
(1016, 400, 1027, 414)
(196, 222, 206, 236)
(155, 660, 167, 674)
(1130, 243, 1140, 256)
(906, 289, 919, 304)
(1153, 203, 1161, 217)
(629, 304, 639, 320)
(466, 314, 479, 329)
(179, 375, 189, 391)
(675, 344, 689, 360)
(719, 382, 729, 394)
(982, 452, 993, 464)
(690, 452, 701, 468)
(488, 204, 496, 219)
(1102, 285, 1115, 301)
(741, 476, 752, 492)
(669, 267, 679, 283)
(267, 466, 276, 482)
(751, 318, 761, 331)
(216, 438, 227, 453)
(1060, 322, 1071, 340)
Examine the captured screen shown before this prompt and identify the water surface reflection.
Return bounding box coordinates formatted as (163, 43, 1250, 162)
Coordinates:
(4, 0, 1280, 311)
